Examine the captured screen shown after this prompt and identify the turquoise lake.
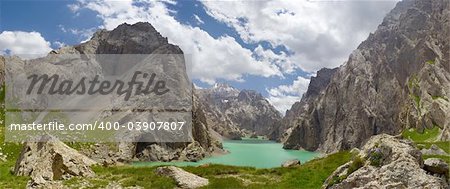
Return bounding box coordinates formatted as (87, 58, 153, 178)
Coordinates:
(133, 138, 319, 168)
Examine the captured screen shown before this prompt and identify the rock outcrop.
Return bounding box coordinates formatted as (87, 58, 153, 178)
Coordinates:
(421, 144, 449, 156)
(14, 135, 96, 186)
(197, 83, 282, 139)
(281, 159, 301, 167)
(424, 158, 449, 178)
(323, 134, 448, 188)
(155, 166, 209, 189)
(271, 68, 337, 142)
(283, 0, 450, 152)
(4, 22, 221, 162)
(79, 23, 220, 161)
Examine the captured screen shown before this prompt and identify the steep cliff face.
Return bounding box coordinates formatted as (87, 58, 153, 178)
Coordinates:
(270, 68, 337, 142)
(5, 22, 220, 161)
(198, 83, 282, 138)
(283, 0, 450, 153)
(79, 22, 220, 161)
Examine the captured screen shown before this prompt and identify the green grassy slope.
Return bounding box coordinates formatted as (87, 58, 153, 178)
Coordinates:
(60, 151, 351, 189)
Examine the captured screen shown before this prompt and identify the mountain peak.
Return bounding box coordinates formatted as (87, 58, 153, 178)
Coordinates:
(76, 22, 173, 54)
(212, 83, 233, 89)
(304, 67, 338, 98)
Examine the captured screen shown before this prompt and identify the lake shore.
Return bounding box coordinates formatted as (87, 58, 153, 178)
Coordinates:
(133, 138, 319, 168)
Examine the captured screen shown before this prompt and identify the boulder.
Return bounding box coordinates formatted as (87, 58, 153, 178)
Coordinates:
(323, 134, 448, 188)
(281, 159, 301, 167)
(14, 135, 97, 184)
(135, 144, 174, 162)
(424, 158, 449, 178)
(155, 166, 209, 189)
(180, 141, 206, 162)
(421, 144, 448, 156)
(101, 157, 125, 167)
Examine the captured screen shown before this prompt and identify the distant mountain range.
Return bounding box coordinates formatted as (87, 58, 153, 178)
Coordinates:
(197, 83, 281, 139)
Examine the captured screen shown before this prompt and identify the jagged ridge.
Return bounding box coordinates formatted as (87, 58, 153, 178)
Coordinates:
(282, 0, 450, 153)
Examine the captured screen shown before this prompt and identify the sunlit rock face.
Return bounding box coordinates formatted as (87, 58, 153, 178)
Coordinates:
(323, 134, 448, 188)
(78, 22, 220, 161)
(3, 22, 220, 162)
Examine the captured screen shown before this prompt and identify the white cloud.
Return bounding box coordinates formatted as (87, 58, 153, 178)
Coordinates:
(202, 0, 398, 112)
(68, 4, 80, 12)
(254, 45, 294, 74)
(59, 25, 98, 42)
(53, 41, 66, 48)
(201, 0, 398, 72)
(267, 95, 301, 115)
(267, 76, 310, 114)
(72, 0, 282, 84)
(193, 14, 204, 25)
(0, 31, 52, 59)
(70, 0, 398, 112)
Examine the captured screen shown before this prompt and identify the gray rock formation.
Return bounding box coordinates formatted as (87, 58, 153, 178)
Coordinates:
(155, 166, 209, 189)
(197, 83, 282, 139)
(281, 159, 301, 167)
(271, 68, 337, 142)
(77, 22, 220, 161)
(424, 158, 449, 178)
(3, 22, 220, 162)
(283, 0, 450, 152)
(14, 135, 96, 186)
(323, 134, 448, 188)
(421, 144, 449, 156)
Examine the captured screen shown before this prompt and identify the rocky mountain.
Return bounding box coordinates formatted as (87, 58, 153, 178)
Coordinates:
(283, 0, 450, 153)
(269, 68, 338, 142)
(4, 22, 221, 162)
(197, 83, 282, 139)
(76, 22, 220, 162)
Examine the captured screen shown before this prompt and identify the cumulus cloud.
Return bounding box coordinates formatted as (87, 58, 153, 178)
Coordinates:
(267, 95, 301, 115)
(201, 0, 398, 72)
(0, 31, 52, 59)
(53, 41, 66, 48)
(70, 0, 399, 112)
(72, 0, 282, 84)
(267, 76, 310, 114)
(201, 0, 398, 112)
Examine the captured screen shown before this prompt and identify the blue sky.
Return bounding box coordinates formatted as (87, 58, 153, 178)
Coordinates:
(0, 0, 398, 113)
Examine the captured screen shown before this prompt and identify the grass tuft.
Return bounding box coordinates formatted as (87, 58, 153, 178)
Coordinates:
(402, 127, 440, 142)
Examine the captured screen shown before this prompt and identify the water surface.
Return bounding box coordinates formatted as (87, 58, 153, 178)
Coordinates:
(133, 138, 319, 168)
